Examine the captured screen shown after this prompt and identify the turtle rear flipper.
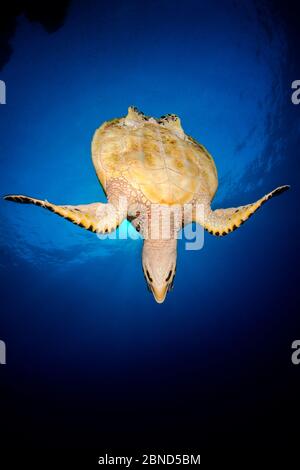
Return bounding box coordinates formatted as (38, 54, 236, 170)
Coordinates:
(4, 195, 126, 234)
(194, 185, 290, 236)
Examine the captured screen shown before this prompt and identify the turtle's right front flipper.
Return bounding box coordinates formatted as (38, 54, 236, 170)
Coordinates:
(193, 185, 290, 236)
(4, 195, 126, 234)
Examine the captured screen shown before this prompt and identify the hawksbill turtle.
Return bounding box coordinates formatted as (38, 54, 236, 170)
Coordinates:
(4, 106, 289, 303)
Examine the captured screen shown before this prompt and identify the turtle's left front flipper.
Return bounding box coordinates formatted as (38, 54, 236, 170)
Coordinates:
(194, 185, 290, 236)
(3, 195, 126, 234)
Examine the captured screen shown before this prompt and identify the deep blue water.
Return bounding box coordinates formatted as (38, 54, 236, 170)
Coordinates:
(0, 0, 299, 451)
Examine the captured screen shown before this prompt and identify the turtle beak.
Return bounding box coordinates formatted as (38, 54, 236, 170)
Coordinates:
(152, 285, 168, 304)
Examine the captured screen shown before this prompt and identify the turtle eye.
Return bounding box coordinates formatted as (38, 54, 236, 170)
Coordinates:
(165, 270, 172, 282)
(146, 269, 153, 283)
(168, 272, 176, 291)
(143, 271, 152, 292)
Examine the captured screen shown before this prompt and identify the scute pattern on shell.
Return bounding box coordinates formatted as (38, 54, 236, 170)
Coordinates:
(92, 107, 218, 205)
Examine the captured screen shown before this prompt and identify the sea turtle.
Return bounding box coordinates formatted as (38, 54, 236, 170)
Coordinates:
(4, 106, 289, 303)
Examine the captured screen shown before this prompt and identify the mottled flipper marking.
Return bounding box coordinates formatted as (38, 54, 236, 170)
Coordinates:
(195, 185, 290, 236)
(3, 195, 125, 234)
(159, 113, 184, 137)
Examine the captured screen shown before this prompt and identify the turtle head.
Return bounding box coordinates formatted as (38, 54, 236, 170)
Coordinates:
(142, 239, 177, 304)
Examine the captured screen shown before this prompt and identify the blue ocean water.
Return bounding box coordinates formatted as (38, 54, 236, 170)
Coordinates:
(0, 0, 299, 449)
